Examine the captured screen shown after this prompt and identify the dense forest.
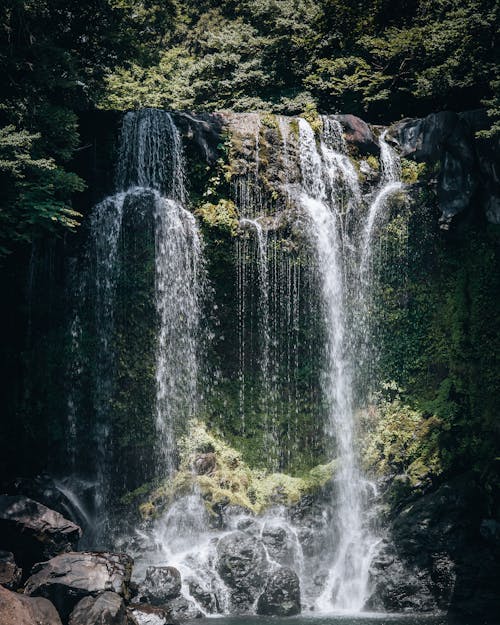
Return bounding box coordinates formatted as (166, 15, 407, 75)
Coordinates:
(0, 0, 499, 256)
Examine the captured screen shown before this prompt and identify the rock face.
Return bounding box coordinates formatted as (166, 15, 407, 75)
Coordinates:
(216, 531, 269, 611)
(69, 592, 133, 625)
(368, 474, 500, 619)
(393, 110, 500, 226)
(192, 453, 216, 476)
(24, 551, 133, 620)
(0, 551, 22, 590)
(0, 584, 62, 625)
(136, 566, 181, 605)
(256, 567, 300, 616)
(0, 495, 82, 573)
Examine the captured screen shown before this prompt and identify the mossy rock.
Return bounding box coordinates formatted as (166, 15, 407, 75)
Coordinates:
(139, 420, 336, 519)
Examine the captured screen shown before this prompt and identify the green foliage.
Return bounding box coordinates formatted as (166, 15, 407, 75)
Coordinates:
(362, 384, 443, 488)
(138, 419, 336, 518)
(99, 0, 497, 130)
(372, 189, 500, 482)
(0, 125, 84, 254)
(196, 199, 239, 235)
(400, 158, 427, 184)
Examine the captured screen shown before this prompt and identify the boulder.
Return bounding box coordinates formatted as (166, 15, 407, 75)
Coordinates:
(256, 567, 300, 616)
(25, 551, 133, 621)
(368, 474, 500, 618)
(0, 584, 62, 625)
(192, 453, 216, 476)
(130, 604, 177, 625)
(261, 524, 296, 566)
(367, 543, 438, 612)
(216, 531, 269, 611)
(333, 114, 378, 155)
(163, 596, 201, 621)
(4, 475, 90, 528)
(393, 110, 500, 226)
(136, 567, 181, 605)
(187, 578, 218, 613)
(69, 592, 134, 625)
(0, 495, 81, 573)
(0, 551, 22, 590)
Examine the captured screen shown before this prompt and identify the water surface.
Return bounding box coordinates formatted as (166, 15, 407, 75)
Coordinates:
(192, 614, 495, 625)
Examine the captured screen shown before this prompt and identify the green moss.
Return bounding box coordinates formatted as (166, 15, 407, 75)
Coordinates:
(300, 103, 322, 134)
(196, 199, 239, 235)
(140, 420, 336, 518)
(261, 113, 278, 129)
(361, 386, 443, 488)
(401, 158, 427, 184)
(365, 155, 380, 171)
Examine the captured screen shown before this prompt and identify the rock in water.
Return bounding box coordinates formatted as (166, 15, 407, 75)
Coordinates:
(24, 551, 133, 620)
(69, 592, 133, 625)
(256, 567, 301, 616)
(187, 578, 218, 613)
(0, 495, 81, 572)
(136, 566, 181, 604)
(216, 531, 269, 611)
(163, 596, 201, 621)
(261, 524, 295, 566)
(130, 604, 178, 625)
(0, 584, 62, 625)
(0, 551, 22, 590)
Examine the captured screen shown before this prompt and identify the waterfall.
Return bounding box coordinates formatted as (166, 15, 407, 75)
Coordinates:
(239, 218, 278, 467)
(296, 117, 403, 611)
(360, 130, 404, 274)
(73, 109, 203, 539)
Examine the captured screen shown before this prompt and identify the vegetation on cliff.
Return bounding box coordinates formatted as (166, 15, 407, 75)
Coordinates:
(1, 0, 499, 255)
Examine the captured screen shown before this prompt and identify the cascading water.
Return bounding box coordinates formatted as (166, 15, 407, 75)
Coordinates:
(296, 117, 403, 611)
(70, 108, 204, 540)
(65, 109, 406, 615)
(239, 218, 278, 466)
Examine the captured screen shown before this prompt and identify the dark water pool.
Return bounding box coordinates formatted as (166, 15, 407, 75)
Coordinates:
(191, 614, 497, 625)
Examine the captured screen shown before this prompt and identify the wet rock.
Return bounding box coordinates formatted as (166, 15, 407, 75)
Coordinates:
(0, 495, 82, 573)
(69, 592, 133, 625)
(0, 584, 62, 625)
(256, 567, 301, 616)
(192, 453, 216, 476)
(369, 474, 500, 618)
(235, 517, 259, 534)
(333, 114, 378, 155)
(130, 604, 177, 625)
(24, 551, 133, 621)
(136, 566, 181, 605)
(187, 578, 218, 613)
(173, 112, 223, 164)
(216, 531, 269, 611)
(3, 475, 90, 528)
(163, 596, 201, 621)
(480, 519, 500, 551)
(261, 524, 296, 566)
(393, 110, 500, 226)
(0, 551, 22, 590)
(367, 543, 438, 612)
